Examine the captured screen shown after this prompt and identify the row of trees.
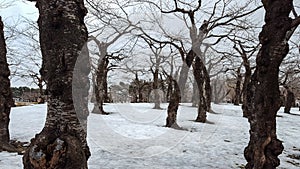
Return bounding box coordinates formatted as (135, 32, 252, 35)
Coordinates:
(0, 0, 299, 168)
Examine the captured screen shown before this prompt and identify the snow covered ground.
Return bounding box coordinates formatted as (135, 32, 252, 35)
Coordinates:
(0, 103, 300, 169)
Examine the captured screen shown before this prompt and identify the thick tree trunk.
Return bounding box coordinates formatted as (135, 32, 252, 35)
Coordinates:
(244, 1, 294, 168)
(166, 76, 181, 129)
(284, 89, 295, 113)
(0, 16, 16, 152)
(193, 57, 207, 123)
(23, 1, 90, 168)
(234, 68, 242, 105)
(92, 57, 108, 115)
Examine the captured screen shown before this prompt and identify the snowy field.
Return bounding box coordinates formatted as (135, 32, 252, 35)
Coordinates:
(0, 103, 300, 169)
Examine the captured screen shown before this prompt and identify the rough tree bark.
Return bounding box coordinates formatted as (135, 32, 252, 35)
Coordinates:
(243, 0, 297, 168)
(166, 76, 181, 129)
(0, 16, 16, 152)
(23, 1, 90, 168)
(193, 56, 207, 123)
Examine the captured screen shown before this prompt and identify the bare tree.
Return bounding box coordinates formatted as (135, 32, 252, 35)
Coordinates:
(23, 0, 90, 168)
(4, 16, 47, 101)
(243, 0, 300, 168)
(139, 36, 171, 109)
(86, 0, 136, 114)
(142, 0, 262, 122)
(162, 58, 181, 129)
(225, 34, 258, 115)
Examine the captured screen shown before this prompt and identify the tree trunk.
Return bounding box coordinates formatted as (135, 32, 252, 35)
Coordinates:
(244, 1, 294, 168)
(103, 60, 110, 103)
(92, 57, 108, 115)
(241, 54, 252, 117)
(203, 63, 211, 112)
(178, 50, 195, 102)
(284, 89, 295, 113)
(234, 68, 242, 105)
(0, 16, 16, 152)
(191, 78, 198, 107)
(153, 68, 161, 109)
(193, 57, 207, 123)
(23, 1, 90, 168)
(166, 76, 180, 129)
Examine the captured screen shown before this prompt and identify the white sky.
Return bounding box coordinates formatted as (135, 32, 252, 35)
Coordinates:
(0, 0, 38, 87)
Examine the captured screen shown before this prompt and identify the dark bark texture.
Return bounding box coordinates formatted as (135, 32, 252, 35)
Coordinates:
(23, 1, 90, 168)
(0, 16, 15, 152)
(193, 56, 207, 123)
(92, 57, 109, 115)
(244, 1, 294, 168)
(166, 76, 181, 129)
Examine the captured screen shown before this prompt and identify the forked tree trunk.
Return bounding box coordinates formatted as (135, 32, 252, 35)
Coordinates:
(23, 1, 90, 168)
(178, 50, 195, 102)
(0, 16, 16, 152)
(166, 76, 181, 129)
(193, 56, 207, 123)
(243, 1, 295, 168)
(92, 57, 109, 115)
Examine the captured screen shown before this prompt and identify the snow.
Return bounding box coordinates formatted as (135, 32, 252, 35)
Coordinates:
(1, 103, 300, 169)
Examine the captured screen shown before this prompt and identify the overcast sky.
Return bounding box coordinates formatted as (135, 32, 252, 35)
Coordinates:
(1, 0, 299, 88)
(0, 1, 37, 21)
(1, 1, 38, 87)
